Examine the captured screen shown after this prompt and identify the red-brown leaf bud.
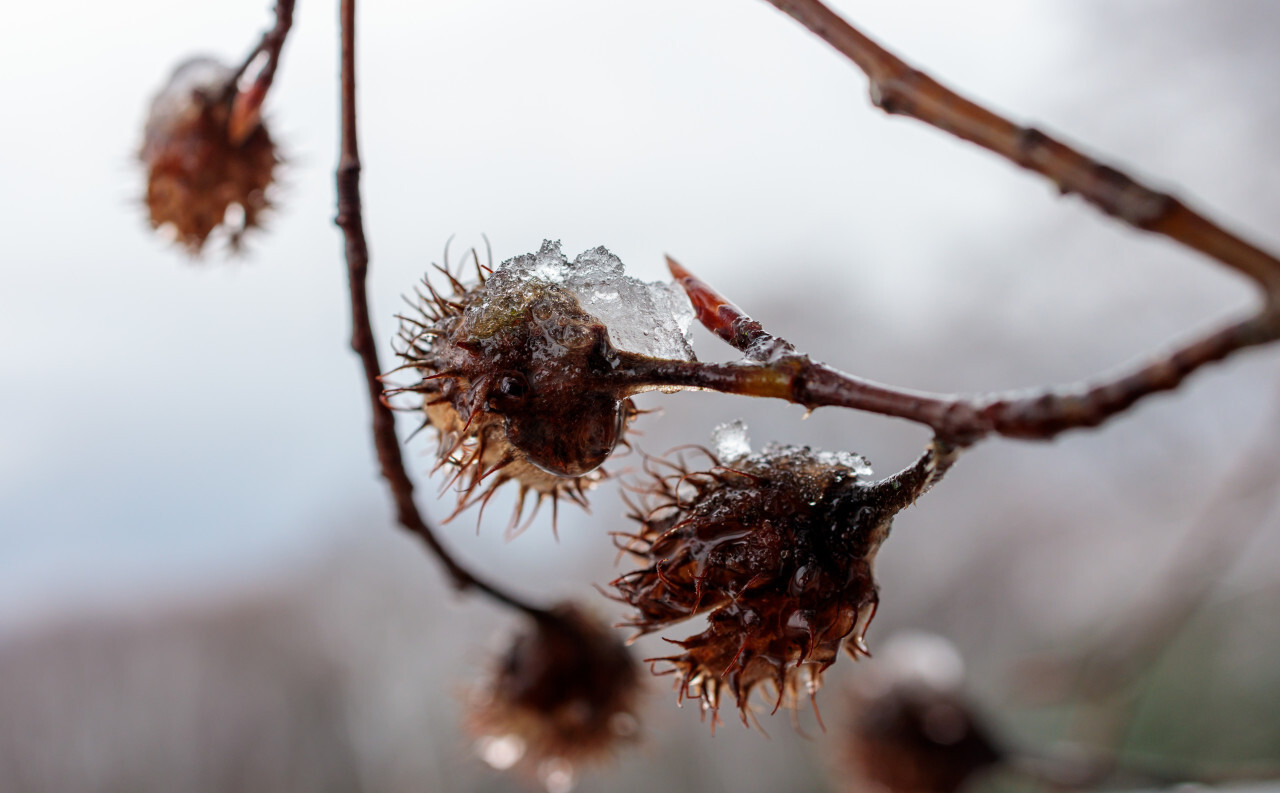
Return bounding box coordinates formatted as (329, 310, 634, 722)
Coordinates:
(140, 57, 279, 254)
(467, 604, 642, 790)
(613, 421, 907, 725)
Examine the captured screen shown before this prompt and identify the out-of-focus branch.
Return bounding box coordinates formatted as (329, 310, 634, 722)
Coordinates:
(229, 0, 296, 92)
(1012, 380, 1280, 716)
(334, 0, 544, 618)
(1008, 746, 1280, 791)
(1082, 389, 1280, 693)
(221, 0, 296, 144)
(760, 0, 1280, 305)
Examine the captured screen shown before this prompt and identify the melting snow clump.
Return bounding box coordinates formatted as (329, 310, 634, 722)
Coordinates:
(483, 240, 696, 361)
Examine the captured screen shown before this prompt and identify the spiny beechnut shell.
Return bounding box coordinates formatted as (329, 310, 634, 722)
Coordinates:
(842, 633, 1002, 793)
(140, 57, 278, 254)
(467, 604, 642, 789)
(613, 421, 917, 727)
(392, 240, 695, 534)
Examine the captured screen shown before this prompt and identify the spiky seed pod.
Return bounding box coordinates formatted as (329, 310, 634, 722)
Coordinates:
(468, 604, 642, 790)
(395, 262, 627, 532)
(140, 57, 278, 254)
(392, 241, 695, 533)
(613, 421, 923, 725)
(841, 633, 1002, 793)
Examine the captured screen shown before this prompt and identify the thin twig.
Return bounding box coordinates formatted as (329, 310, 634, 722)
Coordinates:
(630, 255, 1280, 446)
(229, 0, 296, 91)
(334, 0, 544, 618)
(760, 0, 1280, 304)
(628, 0, 1280, 445)
(870, 437, 960, 515)
(667, 0, 1280, 443)
(219, 0, 295, 144)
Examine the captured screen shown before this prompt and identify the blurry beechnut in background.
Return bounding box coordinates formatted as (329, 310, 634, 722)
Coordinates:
(139, 57, 280, 255)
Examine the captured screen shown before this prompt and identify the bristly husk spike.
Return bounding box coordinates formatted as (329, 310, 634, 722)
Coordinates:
(433, 261, 469, 295)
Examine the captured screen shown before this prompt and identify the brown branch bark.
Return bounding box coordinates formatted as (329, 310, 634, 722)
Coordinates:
(871, 438, 959, 514)
(613, 2, 1280, 446)
(335, 0, 544, 617)
(609, 260, 1280, 446)
(760, 0, 1280, 304)
(230, 0, 296, 91)
(215, 0, 296, 144)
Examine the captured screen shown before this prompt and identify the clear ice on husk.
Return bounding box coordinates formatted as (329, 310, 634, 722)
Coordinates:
(711, 419, 752, 463)
(807, 447, 874, 478)
(711, 419, 874, 478)
(482, 240, 696, 361)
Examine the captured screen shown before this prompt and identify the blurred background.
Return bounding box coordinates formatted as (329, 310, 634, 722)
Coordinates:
(2, 0, 1279, 790)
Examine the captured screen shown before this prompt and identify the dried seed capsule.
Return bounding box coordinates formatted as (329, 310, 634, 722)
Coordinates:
(467, 604, 642, 790)
(613, 421, 944, 725)
(140, 57, 279, 254)
(393, 240, 695, 532)
(841, 633, 1002, 793)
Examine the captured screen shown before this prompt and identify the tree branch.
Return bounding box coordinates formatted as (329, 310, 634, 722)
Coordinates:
(759, 0, 1280, 305)
(618, 2, 1280, 445)
(871, 437, 960, 514)
(334, 0, 544, 618)
(218, 0, 296, 144)
(230, 0, 296, 91)
(610, 260, 1280, 446)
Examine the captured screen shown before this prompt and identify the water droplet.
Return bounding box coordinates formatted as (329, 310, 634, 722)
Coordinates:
(711, 419, 752, 463)
(476, 734, 526, 770)
(539, 758, 576, 793)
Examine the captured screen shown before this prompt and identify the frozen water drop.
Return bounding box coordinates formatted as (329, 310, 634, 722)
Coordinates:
(813, 449, 873, 478)
(711, 419, 752, 463)
(539, 758, 576, 793)
(609, 711, 640, 738)
(222, 202, 245, 228)
(878, 631, 966, 693)
(476, 734, 526, 770)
